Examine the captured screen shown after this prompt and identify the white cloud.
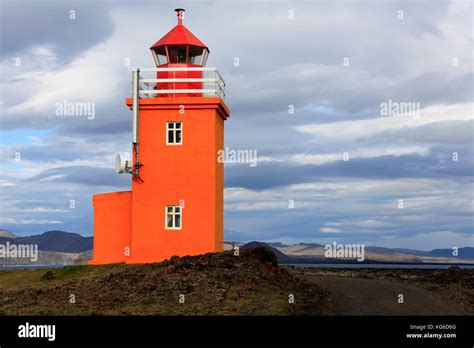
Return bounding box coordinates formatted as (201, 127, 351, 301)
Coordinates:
(380, 231, 474, 251)
(0, 180, 15, 187)
(320, 227, 340, 233)
(4, 50, 122, 115)
(288, 146, 430, 165)
(326, 219, 395, 230)
(295, 103, 473, 141)
(0, 217, 62, 224)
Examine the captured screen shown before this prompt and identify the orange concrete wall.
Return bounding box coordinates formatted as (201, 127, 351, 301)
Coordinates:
(89, 191, 131, 264)
(127, 97, 229, 263)
(215, 115, 224, 252)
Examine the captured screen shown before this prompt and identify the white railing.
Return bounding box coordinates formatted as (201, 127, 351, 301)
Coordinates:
(132, 67, 226, 100)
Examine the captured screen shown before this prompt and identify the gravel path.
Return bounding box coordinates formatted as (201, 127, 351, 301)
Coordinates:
(298, 272, 470, 315)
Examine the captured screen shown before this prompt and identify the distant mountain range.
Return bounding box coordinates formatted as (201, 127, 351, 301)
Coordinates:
(0, 230, 472, 266)
(0, 229, 17, 239)
(259, 242, 474, 260)
(260, 242, 474, 263)
(0, 230, 92, 253)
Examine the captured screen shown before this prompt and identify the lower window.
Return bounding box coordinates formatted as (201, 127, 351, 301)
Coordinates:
(165, 205, 182, 229)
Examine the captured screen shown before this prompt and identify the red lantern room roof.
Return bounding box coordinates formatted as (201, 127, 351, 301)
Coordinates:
(150, 8, 209, 51)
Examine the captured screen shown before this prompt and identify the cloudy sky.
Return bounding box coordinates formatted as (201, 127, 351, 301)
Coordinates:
(0, 0, 472, 250)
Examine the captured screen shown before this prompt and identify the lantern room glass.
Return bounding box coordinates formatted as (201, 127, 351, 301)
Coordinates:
(153, 46, 168, 65)
(154, 45, 209, 66)
(188, 46, 204, 65)
(167, 46, 187, 63)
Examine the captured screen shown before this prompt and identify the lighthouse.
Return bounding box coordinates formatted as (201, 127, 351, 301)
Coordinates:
(89, 9, 230, 264)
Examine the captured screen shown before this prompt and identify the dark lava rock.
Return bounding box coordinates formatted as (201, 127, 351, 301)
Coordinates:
(41, 271, 54, 281)
(0, 245, 328, 315)
(244, 246, 278, 266)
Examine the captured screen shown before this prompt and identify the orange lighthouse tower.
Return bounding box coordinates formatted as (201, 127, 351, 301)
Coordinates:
(89, 9, 229, 265)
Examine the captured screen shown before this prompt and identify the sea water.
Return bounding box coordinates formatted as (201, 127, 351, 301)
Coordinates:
(282, 263, 474, 269)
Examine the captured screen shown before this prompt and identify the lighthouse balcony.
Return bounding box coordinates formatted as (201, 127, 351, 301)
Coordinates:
(133, 67, 226, 100)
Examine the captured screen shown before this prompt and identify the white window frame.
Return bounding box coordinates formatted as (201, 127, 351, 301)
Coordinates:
(202, 49, 209, 66)
(166, 121, 183, 145)
(165, 205, 182, 230)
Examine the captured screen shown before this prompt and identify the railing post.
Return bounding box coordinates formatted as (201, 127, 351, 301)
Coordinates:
(132, 68, 140, 144)
(132, 67, 225, 100)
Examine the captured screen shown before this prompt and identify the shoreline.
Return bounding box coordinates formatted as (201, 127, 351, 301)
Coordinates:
(2, 261, 474, 270)
(282, 262, 474, 269)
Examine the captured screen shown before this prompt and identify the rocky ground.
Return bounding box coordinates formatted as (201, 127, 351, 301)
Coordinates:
(0, 247, 331, 315)
(1, 248, 471, 315)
